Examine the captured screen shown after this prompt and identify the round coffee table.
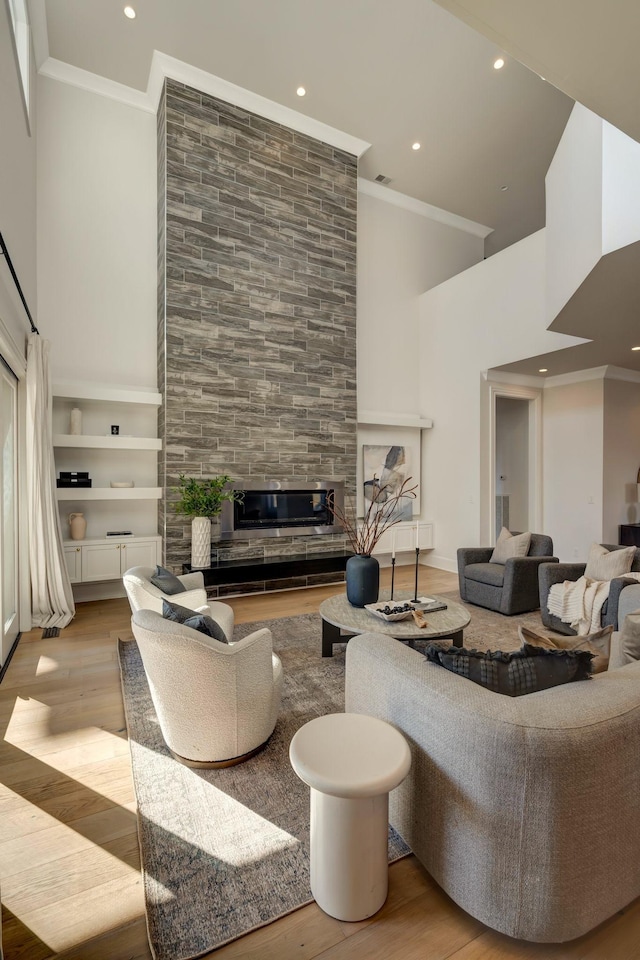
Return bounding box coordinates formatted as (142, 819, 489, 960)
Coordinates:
(319, 591, 470, 657)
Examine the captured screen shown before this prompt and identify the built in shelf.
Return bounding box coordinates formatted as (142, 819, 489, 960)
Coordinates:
(56, 487, 162, 501)
(53, 381, 162, 406)
(53, 434, 162, 450)
(358, 411, 433, 429)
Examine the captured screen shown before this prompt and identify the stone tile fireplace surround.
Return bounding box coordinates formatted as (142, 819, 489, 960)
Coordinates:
(157, 80, 358, 586)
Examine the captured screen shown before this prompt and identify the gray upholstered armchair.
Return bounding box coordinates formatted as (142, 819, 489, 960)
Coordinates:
(539, 544, 640, 635)
(457, 532, 558, 616)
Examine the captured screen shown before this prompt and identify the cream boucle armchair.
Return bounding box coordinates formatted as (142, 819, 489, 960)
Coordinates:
(123, 565, 235, 643)
(345, 631, 640, 943)
(131, 609, 283, 767)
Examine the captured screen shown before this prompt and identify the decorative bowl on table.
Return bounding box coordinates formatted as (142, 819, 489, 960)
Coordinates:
(365, 601, 416, 622)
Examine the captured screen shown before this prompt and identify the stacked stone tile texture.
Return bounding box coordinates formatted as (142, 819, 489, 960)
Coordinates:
(158, 80, 357, 579)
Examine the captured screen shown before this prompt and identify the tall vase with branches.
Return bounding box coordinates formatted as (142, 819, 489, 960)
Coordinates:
(329, 476, 417, 606)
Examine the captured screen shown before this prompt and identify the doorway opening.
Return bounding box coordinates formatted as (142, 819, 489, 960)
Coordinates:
(485, 380, 542, 544)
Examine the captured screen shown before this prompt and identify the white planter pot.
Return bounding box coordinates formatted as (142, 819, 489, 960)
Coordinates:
(191, 516, 211, 568)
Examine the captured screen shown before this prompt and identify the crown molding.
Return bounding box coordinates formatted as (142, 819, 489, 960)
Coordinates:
(148, 52, 371, 157)
(601, 364, 640, 383)
(39, 58, 154, 112)
(358, 177, 493, 239)
(542, 365, 609, 387)
(38, 51, 371, 157)
(483, 369, 545, 388)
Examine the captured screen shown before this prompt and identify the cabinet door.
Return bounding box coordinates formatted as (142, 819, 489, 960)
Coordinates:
(120, 539, 159, 572)
(81, 543, 123, 582)
(64, 545, 82, 583)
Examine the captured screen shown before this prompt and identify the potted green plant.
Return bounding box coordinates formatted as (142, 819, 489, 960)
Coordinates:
(174, 474, 240, 568)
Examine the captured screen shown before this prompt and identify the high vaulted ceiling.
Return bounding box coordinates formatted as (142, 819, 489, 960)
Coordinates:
(39, 0, 574, 257)
(37, 0, 640, 377)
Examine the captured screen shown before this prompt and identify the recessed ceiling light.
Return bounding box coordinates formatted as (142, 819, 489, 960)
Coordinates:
(538, 368, 548, 373)
(296, 86, 306, 97)
(494, 57, 505, 70)
(500, 185, 508, 191)
(412, 142, 421, 151)
(632, 346, 640, 351)
(124, 5, 136, 18)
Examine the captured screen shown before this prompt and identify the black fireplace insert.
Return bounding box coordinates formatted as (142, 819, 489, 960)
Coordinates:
(220, 480, 344, 540)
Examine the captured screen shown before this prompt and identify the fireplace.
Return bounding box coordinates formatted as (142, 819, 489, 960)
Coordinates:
(220, 481, 344, 540)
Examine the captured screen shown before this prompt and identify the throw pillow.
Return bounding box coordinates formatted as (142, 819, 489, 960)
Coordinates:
(518, 623, 613, 674)
(162, 599, 228, 643)
(584, 543, 635, 581)
(149, 565, 186, 595)
(424, 643, 593, 697)
(490, 527, 532, 565)
(620, 611, 640, 665)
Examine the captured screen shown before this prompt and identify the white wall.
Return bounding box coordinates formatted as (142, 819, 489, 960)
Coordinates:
(542, 376, 604, 560)
(357, 191, 484, 416)
(545, 103, 603, 324)
(418, 229, 586, 571)
(603, 376, 640, 536)
(602, 122, 640, 255)
(36, 77, 157, 387)
(0, 1, 37, 356)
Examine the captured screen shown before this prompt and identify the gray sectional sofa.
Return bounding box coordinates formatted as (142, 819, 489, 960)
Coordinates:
(345, 588, 640, 942)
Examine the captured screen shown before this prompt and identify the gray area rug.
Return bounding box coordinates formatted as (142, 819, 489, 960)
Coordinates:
(118, 612, 412, 960)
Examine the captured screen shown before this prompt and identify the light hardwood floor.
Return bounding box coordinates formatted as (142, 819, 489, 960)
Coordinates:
(1, 565, 639, 960)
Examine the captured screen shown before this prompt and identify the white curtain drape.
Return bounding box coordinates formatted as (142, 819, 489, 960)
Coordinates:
(26, 334, 75, 628)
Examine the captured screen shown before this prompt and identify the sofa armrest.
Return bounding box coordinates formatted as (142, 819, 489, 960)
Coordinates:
(457, 547, 493, 568)
(501, 555, 559, 614)
(604, 578, 640, 629)
(178, 571, 206, 593)
(538, 560, 586, 604)
(457, 547, 493, 600)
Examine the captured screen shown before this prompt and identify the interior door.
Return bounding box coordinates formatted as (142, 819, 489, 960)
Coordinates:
(1, 358, 19, 665)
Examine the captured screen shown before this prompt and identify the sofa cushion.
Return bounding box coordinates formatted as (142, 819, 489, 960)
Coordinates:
(162, 600, 228, 643)
(464, 562, 505, 588)
(585, 543, 635, 581)
(518, 623, 613, 674)
(620, 611, 640, 664)
(490, 527, 531, 564)
(424, 643, 593, 696)
(149, 565, 186, 595)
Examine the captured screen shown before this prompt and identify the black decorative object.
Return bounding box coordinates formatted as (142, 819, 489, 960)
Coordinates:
(414, 547, 420, 602)
(390, 556, 396, 600)
(345, 554, 379, 608)
(111, 425, 120, 435)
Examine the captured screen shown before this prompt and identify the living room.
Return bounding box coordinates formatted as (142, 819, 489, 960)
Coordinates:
(2, 2, 640, 959)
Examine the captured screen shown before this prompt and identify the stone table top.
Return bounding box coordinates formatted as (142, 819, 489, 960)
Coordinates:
(319, 591, 470, 641)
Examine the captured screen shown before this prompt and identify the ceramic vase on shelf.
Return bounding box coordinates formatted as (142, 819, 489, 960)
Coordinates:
(191, 516, 211, 568)
(70, 407, 82, 435)
(345, 554, 379, 607)
(69, 512, 87, 541)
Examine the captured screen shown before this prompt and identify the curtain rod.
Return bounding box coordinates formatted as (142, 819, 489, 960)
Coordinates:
(0, 230, 39, 335)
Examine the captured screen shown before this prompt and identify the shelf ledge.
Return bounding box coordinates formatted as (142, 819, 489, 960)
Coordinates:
(53, 381, 161, 406)
(358, 411, 433, 429)
(53, 434, 162, 451)
(56, 487, 162, 501)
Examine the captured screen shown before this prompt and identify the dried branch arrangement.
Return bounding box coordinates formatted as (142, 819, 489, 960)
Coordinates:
(329, 476, 418, 555)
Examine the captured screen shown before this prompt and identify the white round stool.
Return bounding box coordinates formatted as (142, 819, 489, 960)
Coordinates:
(289, 712, 411, 922)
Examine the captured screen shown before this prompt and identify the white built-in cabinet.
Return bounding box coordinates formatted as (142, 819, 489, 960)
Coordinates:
(371, 521, 434, 555)
(64, 537, 162, 584)
(53, 381, 162, 585)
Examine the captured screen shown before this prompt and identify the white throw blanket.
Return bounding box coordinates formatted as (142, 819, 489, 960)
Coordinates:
(548, 574, 640, 633)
